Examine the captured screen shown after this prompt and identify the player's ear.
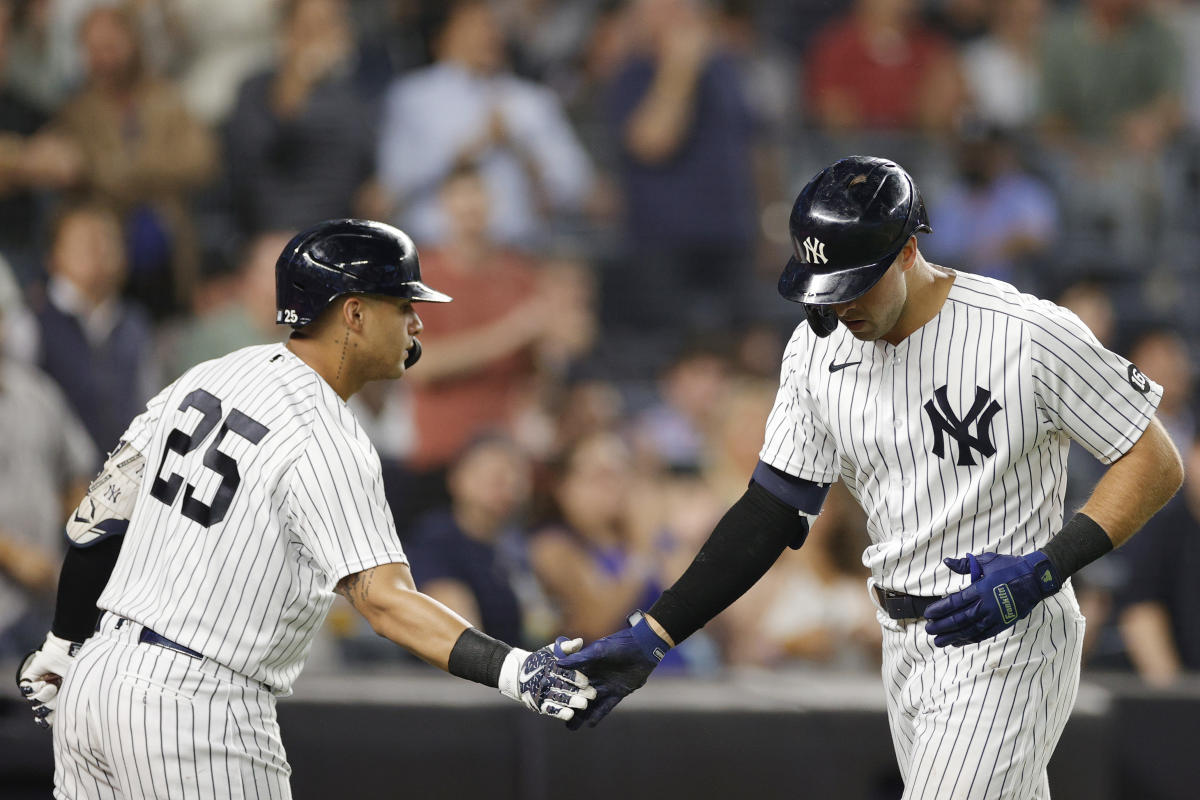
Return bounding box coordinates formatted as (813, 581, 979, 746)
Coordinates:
(340, 296, 367, 334)
(898, 236, 919, 272)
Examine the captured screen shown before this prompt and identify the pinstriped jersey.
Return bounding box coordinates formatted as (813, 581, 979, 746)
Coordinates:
(759, 270, 1162, 596)
(97, 344, 406, 694)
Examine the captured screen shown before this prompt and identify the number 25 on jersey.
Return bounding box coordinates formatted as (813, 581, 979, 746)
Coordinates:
(149, 389, 270, 527)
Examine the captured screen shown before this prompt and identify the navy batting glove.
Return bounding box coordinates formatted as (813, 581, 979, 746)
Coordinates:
(556, 611, 670, 731)
(924, 551, 1062, 648)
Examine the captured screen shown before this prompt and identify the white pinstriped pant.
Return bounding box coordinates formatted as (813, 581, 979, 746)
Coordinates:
(876, 585, 1085, 800)
(53, 613, 291, 799)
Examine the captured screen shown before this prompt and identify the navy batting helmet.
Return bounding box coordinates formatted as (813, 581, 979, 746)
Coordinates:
(276, 219, 451, 329)
(778, 156, 931, 308)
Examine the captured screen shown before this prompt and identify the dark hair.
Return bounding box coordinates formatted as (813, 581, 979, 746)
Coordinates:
(47, 197, 122, 247)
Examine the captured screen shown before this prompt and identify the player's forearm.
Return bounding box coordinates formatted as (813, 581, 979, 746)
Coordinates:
(1079, 417, 1183, 547)
(624, 57, 704, 164)
(339, 568, 471, 671)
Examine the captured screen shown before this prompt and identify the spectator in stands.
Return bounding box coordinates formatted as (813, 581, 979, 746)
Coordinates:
(806, 0, 965, 133)
(962, 0, 1045, 131)
(924, 0, 990, 43)
(1162, 0, 1200, 131)
(401, 162, 591, 521)
(0, 272, 96, 658)
(0, 252, 35, 362)
(0, 0, 79, 284)
(529, 431, 679, 652)
(630, 339, 730, 475)
(377, 0, 593, 248)
(1116, 435, 1200, 685)
(161, 231, 291, 379)
(163, 0, 276, 124)
(406, 435, 534, 647)
(726, 484, 879, 669)
(700, 376, 777, 506)
(5, 0, 86, 113)
(1039, 0, 1183, 265)
(601, 0, 762, 363)
(225, 0, 382, 237)
(541, 376, 626, 464)
(52, 3, 217, 318)
(34, 200, 157, 460)
(925, 123, 1058, 289)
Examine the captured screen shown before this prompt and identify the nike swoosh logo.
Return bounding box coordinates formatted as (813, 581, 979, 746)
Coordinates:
(519, 664, 545, 682)
(828, 360, 862, 373)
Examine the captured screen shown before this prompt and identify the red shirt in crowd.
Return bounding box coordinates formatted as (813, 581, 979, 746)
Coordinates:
(407, 249, 539, 470)
(806, 18, 952, 130)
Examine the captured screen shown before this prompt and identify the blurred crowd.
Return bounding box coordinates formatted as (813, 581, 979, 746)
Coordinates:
(0, 0, 1197, 685)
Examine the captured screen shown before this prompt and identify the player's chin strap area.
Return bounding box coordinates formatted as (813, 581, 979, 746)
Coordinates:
(805, 304, 838, 338)
(404, 338, 422, 369)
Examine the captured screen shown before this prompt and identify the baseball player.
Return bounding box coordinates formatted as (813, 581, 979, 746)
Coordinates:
(15, 219, 596, 798)
(559, 157, 1184, 798)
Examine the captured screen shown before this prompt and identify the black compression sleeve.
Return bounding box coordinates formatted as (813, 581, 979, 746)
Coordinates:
(51, 536, 124, 643)
(648, 482, 807, 644)
(447, 627, 512, 687)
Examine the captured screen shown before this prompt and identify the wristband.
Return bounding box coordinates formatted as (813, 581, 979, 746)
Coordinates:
(447, 627, 511, 687)
(1040, 512, 1113, 579)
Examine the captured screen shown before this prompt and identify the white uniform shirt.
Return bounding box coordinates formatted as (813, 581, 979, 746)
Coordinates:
(98, 344, 407, 693)
(760, 271, 1162, 596)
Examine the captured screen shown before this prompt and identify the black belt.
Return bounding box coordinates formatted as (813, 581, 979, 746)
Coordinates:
(874, 586, 942, 620)
(112, 616, 203, 659)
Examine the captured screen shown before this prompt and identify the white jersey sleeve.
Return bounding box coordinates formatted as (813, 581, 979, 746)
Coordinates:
(286, 415, 407, 583)
(1028, 301, 1162, 464)
(116, 379, 176, 455)
(758, 327, 842, 483)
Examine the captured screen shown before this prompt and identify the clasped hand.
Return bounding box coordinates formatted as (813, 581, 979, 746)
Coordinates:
(500, 637, 597, 721)
(925, 551, 1062, 647)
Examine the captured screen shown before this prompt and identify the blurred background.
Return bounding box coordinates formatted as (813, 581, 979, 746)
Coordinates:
(0, 0, 1197, 797)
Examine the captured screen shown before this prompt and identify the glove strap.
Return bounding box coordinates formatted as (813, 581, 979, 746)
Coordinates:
(628, 611, 670, 663)
(1026, 551, 1063, 597)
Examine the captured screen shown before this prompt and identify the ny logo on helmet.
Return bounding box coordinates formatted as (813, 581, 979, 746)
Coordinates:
(795, 236, 828, 265)
(924, 385, 1002, 466)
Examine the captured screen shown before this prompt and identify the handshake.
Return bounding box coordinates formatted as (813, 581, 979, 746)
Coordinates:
(19, 619, 671, 732)
(507, 612, 670, 730)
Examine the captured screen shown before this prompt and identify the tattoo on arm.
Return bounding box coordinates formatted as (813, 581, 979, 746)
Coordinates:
(336, 569, 376, 608)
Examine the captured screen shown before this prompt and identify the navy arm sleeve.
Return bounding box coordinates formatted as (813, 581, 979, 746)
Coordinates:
(51, 536, 124, 643)
(648, 475, 827, 645)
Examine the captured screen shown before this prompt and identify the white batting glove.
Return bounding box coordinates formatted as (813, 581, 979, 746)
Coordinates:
(16, 632, 80, 729)
(498, 636, 597, 721)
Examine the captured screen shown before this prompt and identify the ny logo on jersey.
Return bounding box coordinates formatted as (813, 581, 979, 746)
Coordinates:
(793, 236, 828, 265)
(924, 385, 1003, 466)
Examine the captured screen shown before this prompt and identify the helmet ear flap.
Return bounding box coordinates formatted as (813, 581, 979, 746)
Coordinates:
(804, 304, 838, 337)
